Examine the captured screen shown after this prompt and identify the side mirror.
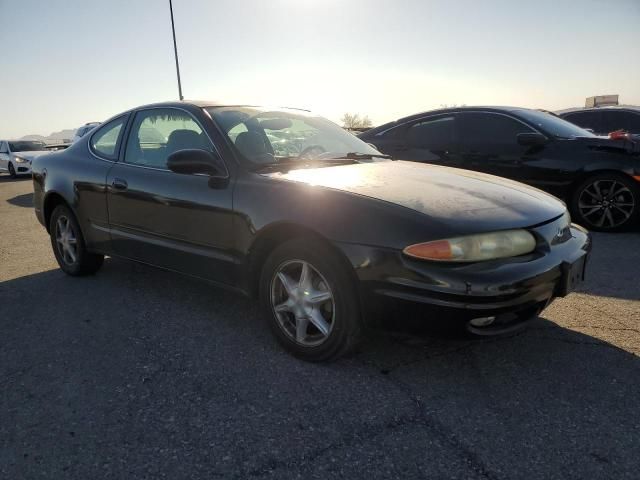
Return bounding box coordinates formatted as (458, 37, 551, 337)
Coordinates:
(167, 149, 225, 176)
(517, 132, 548, 147)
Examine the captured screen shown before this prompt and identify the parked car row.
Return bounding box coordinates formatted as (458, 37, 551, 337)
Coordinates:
(0, 124, 102, 176)
(360, 106, 640, 232)
(31, 100, 598, 361)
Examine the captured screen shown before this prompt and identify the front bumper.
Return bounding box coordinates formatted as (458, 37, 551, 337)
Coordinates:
(13, 162, 32, 175)
(339, 222, 591, 335)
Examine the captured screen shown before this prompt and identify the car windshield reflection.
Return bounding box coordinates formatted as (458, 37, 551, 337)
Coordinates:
(206, 106, 385, 167)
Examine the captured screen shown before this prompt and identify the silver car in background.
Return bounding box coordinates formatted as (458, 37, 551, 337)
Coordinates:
(0, 140, 50, 178)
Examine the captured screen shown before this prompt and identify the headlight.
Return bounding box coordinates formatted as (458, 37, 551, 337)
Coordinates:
(14, 156, 29, 163)
(403, 229, 537, 262)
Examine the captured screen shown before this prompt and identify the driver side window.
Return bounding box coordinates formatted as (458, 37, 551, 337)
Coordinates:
(124, 109, 211, 169)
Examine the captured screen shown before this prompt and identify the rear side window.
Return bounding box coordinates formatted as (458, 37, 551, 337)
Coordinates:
(601, 111, 640, 133)
(124, 108, 211, 169)
(458, 112, 534, 148)
(405, 116, 456, 150)
(562, 111, 603, 132)
(90, 116, 127, 160)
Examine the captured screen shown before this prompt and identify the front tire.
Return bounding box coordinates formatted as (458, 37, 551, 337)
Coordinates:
(571, 173, 639, 232)
(8, 162, 17, 178)
(50, 205, 104, 276)
(259, 238, 362, 362)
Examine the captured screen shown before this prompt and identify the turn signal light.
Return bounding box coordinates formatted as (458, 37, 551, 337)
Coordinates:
(403, 229, 537, 262)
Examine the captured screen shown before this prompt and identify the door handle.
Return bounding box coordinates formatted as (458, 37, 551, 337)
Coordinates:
(112, 178, 128, 190)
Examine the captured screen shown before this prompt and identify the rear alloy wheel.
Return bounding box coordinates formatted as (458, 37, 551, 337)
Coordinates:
(8, 162, 17, 178)
(572, 174, 639, 232)
(50, 205, 104, 276)
(260, 238, 362, 361)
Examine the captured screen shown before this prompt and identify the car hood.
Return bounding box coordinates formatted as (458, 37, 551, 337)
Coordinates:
(265, 161, 566, 230)
(13, 150, 50, 160)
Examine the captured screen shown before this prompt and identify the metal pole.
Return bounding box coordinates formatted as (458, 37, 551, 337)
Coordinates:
(169, 0, 184, 100)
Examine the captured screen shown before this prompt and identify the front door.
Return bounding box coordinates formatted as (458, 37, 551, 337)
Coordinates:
(455, 111, 538, 185)
(106, 107, 236, 285)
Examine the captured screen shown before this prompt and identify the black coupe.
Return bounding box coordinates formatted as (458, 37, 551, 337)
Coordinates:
(32, 101, 590, 361)
(360, 107, 640, 231)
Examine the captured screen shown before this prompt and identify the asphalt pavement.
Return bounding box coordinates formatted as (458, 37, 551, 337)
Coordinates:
(1, 175, 639, 479)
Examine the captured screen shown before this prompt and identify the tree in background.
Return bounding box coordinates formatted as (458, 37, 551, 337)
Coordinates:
(341, 113, 373, 129)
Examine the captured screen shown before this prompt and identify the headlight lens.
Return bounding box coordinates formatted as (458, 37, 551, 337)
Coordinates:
(404, 229, 537, 262)
(14, 156, 28, 163)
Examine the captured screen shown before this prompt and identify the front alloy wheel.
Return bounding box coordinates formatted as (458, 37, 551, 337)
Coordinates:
(271, 259, 335, 346)
(260, 238, 362, 361)
(575, 175, 638, 231)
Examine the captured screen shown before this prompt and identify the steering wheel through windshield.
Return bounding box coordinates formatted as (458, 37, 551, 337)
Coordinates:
(298, 145, 326, 160)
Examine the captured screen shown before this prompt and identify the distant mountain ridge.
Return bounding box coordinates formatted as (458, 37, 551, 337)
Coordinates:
(21, 128, 78, 144)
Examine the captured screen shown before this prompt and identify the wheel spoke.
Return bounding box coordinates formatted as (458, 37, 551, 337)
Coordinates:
(604, 209, 615, 227)
(591, 182, 603, 200)
(608, 184, 626, 199)
(298, 262, 312, 291)
(56, 218, 65, 235)
(66, 245, 77, 263)
(295, 317, 309, 342)
(274, 301, 291, 314)
(612, 204, 632, 219)
(308, 309, 330, 336)
(277, 272, 295, 296)
(307, 290, 332, 305)
(578, 202, 601, 216)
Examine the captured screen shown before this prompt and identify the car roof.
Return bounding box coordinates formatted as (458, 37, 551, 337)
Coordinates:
(132, 100, 259, 110)
(561, 106, 640, 113)
(130, 100, 312, 111)
(363, 106, 534, 135)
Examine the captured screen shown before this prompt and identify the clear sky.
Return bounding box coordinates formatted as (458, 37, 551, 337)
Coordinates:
(1, 0, 638, 138)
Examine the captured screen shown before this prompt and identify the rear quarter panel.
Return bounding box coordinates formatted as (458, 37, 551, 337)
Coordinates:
(32, 143, 113, 252)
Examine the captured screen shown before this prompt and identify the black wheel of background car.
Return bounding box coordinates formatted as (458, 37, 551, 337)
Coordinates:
(49, 205, 104, 276)
(259, 238, 362, 361)
(571, 173, 639, 232)
(8, 163, 17, 178)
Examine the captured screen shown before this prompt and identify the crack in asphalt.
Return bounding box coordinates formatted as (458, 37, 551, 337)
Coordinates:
(243, 412, 424, 479)
(373, 362, 501, 480)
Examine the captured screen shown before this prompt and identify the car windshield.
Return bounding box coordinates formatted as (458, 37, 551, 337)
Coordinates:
(8, 140, 47, 151)
(515, 109, 596, 139)
(206, 106, 384, 168)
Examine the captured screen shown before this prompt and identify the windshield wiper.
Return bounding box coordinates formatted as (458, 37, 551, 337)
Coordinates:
(252, 157, 358, 172)
(326, 152, 392, 160)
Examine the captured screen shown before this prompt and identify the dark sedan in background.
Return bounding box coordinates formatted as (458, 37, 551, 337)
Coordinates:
(559, 107, 640, 136)
(360, 107, 640, 231)
(32, 101, 590, 361)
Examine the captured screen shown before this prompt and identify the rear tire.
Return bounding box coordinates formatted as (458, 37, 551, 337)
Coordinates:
(570, 173, 639, 232)
(8, 162, 17, 178)
(49, 204, 104, 276)
(259, 238, 362, 362)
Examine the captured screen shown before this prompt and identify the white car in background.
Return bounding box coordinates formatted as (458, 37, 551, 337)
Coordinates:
(72, 122, 101, 143)
(0, 140, 50, 178)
